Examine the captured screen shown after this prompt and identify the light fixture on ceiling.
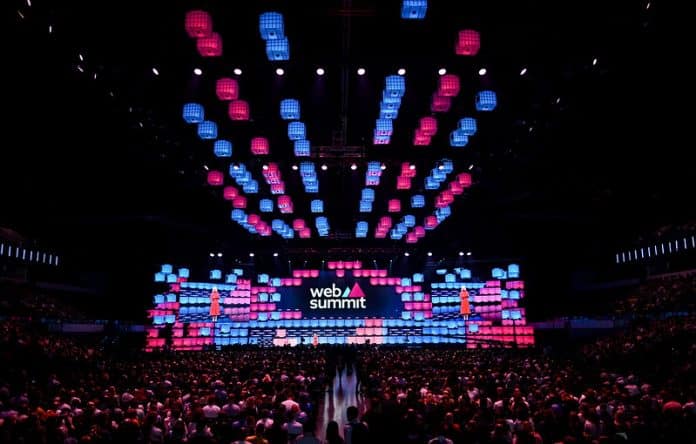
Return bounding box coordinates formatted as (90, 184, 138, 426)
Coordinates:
(380, 163, 387, 170)
(409, 164, 416, 170)
(262, 164, 269, 170)
(458, 251, 464, 256)
(152, 67, 159, 76)
(520, 67, 527, 76)
(217, 253, 223, 257)
(193, 68, 202, 76)
(249, 252, 255, 257)
(427, 252, 433, 257)
(397, 68, 406, 75)
(466, 251, 472, 256)
(291, 164, 298, 171)
(233, 68, 242, 75)
(273, 252, 279, 257)
(404, 252, 410, 257)
(592, 57, 598, 66)
(357, 67, 366, 76)
(316, 67, 325, 76)
(209, 253, 214, 258)
(321, 164, 328, 171)
(478, 68, 487, 76)
(350, 163, 357, 170)
(438, 68, 447, 75)
(275, 67, 285, 76)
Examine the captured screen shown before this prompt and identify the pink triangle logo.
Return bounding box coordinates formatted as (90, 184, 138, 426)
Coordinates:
(349, 283, 365, 298)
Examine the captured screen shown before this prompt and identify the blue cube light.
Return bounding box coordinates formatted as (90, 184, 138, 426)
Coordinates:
(441, 159, 454, 173)
(375, 118, 393, 136)
(243, 180, 258, 194)
(178, 268, 190, 278)
(197, 121, 217, 139)
(380, 108, 399, 119)
(425, 177, 439, 190)
(413, 273, 424, 283)
(280, 99, 300, 120)
(361, 188, 375, 202)
(373, 135, 391, 145)
(293, 139, 311, 157)
(411, 195, 425, 208)
(385, 75, 406, 97)
(259, 12, 285, 40)
(359, 200, 373, 212)
(258, 273, 269, 283)
(458, 117, 477, 136)
(476, 90, 497, 111)
(288, 122, 306, 140)
(259, 199, 274, 212)
(367, 161, 381, 172)
(450, 129, 469, 147)
(432, 169, 447, 182)
(508, 263, 520, 278)
(161, 264, 173, 274)
(381, 92, 402, 109)
(231, 209, 246, 222)
(266, 38, 289, 61)
(210, 269, 222, 280)
(154, 272, 165, 282)
(356, 221, 368, 233)
(401, 0, 428, 19)
(183, 103, 204, 123)
(390, 230, 403, 240)
(214, 140, 233, 157)
(403, 215, 416, 227)
(311, 199, 324, 213)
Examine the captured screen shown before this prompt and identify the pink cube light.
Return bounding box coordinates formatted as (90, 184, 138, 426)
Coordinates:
(388, 199, 401, 213)
(185, 10, 213, 38)
(247, 214, 260, 225)
(232, 196, 247, 209)
(413, 129, 431, 146)
(299, 228, 311, 238)
(438, 74, 460, 97)
(250, 137, 269, 155)
(207, 170, 224, 186)
(419, 117, 438, 136)
(223, 186, 238, 200)
(196, 32, 223, 57)
(425, 215, 438, 229)
(406, 232, 418, 243)
(456, 30, 480, 56)
(431, 94, 452, 112)
(336, 269, 345, 278)
(228, 100, 250, 121)
(216, 78, 239, 101)
(457, 172, 473, 187)
(292, 219, 306, 231)
(396, 176, 411, 190)
(414, 226, 425, 238)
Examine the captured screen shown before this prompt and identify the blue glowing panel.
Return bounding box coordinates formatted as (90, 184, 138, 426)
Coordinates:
(288, 122, 306, 140)
(411, 194, 425, 208)
(375, 118, 394, 136)
(413, 273, 424, 283)
(166, 274, 177, 283)
(311, 199, 324, 213)
(210, 269, 222, 280)
(373, 135, 391, 145)
(183, 103, 204, 123)
(508, 263, 520, 278)
(243, 180, 259, 194)
(280, 99, 300, 120)
(449, 129, 469, 147)
(178, 268, 190, 278)
(403, 215, 416, 227)
(231, 209, 246, 222)
(259, 12, 284, 40)
(458, 117, 477, 136)
(259, 199, 274, 212)
(266, 38, 290, 61)
(385, 75, 406, 98)
(294, 140, 311, 157)
(425, 177, 439, 190)
(476, 90, 497, 111)
(154, 272, 165, 282)
(432, 169, 447, 182)
(492, 267, 505, 278)
(380, 108, 399, 119)
(359, 200, 373, 212)
(381, 92, 402, 109)
(258, 273, 269, 283)
(356, 221, 368, 233)
(361, 188, 375, 202)
(161, 264, 173, 274)
(401, 0, 427, 19)
(198, 121, 217, 139)
(214, 140, 232, 157)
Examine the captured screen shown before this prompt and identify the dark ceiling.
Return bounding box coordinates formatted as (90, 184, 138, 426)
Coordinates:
(3, 0, 686, 274)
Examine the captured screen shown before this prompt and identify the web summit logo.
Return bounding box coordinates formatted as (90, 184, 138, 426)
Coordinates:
(309, 283, 367, 309)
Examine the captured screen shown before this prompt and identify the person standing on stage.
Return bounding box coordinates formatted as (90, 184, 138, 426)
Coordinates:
(210, 286, 221, 322)
(459, 285, 471, 320)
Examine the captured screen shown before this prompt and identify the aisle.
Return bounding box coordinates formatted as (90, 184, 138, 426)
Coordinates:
(315, 366, 365, 440)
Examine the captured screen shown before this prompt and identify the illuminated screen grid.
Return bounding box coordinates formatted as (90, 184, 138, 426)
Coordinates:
(147, 263, 533, 350)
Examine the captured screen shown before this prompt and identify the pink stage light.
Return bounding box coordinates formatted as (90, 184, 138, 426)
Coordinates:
(419, 117, 438, 136)
(223, 186, 238, 200)
(336, 269, 345, 277)
(438, 74, 460, 97)
(378, 269, 387, 277)
(354, 269, 362, 277)
(185, 10, 213, 38)
(228, 100, 250, 121)
(292, 219, 306, 231)
(247, 214, 260, 225)
(431, 94, 452, 112)
(270, 183, 285, 194)
(456, 30, 480, 56)
(232, 196, 247, 209)
(450, 181, 464, 195)
(457, 172, 473, 187)
(344, 261, 354, 270)
(388, 199, 401, 212)
(196, 32, 223, 57)
(397, 176, 411, 190)
(406, 232, 418, 243)
(379, 216, 392, 228)
(354, 260, 362, 268)
(216, 78, 239, 101)
(207, 170, 224, 186)
(250, 137, 269, 155)
(425, 215, 438, 229)
(310, 269, 319, 278)
(300, 228, 311, 238)
(414, 226, 425, 238)
(277, 195, 292, 209)
(413, 129, 431, 146)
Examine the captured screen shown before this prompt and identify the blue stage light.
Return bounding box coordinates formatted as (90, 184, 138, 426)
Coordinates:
(259, 12, 285, 40)
(476, 90, 497, 111)
(197, 121, 217, 139)
(213, 140, 232, 157)
(183, 103, 204, 123)
(458, 117, 477, 136)
(280, 99, 300, 120)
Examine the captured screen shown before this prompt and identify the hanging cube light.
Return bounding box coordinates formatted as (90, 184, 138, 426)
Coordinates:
(299, 228, 311, 238)
(375, 119, 394, 136)
(381, 92, 402, 109)
(280, 99, 300, 120)
(183, 103, 204, 123)
(401, 0, 428, 19)
(432, 168, 446, 182)
(425, 215, 438, 229)
(292, 219, 306, 231)
(450, 129, 469, 147)
(457, 172, 473, 187)
(311, 199, 324, 213)
(185, 10, 213, 38)
(293, 140, 311, 157)
(374, 136, 391, 145)
(413, 129, 431, 146)
(288, 122, 306, 140)
(366, 176, 380, 186)
(438, 74, 460, 97)
(216, 78, 239, 101)
(397, 176, 411, 190)
(458, 117, 478, 136)
(450, 181, 464, 195)
(388, 199, 401, 212)
(270, 183, 285, 195)
(425, 177, 439, 190)
(196, 32, 223, 57)
(259, 12, 285, 40)
(214, 140, 232, 158)
(356, 221, 368, 233)
(456, 30, 481, 56)
(278, 195, 292, 209)
(431, 94, 452, 113)
(441, 159, 454, 173)
(406, 232, 418, 244)
(207, 170, 223, 186)
(403, 215, 416, 227)
(411, 195, 425, 208)
(419, 117, 438, 136)
(250, 137, 269, 155)
(414, 226, 426, 238)
(243, 180, 259, 194)
(359, 200, 373, 212)
(228, 100, 250, 121)
(361, 188, 375, 202)
(380, 108, 399, 120)
(232, 196, 247, 209)
(223, 186, 238, 200)
(197, 121, 217, 139)
(247, 214, 260, 226)
(230, 209, 246, 222)
(385, 75, 406, 98)
(476, 90, 497, 111)
(266, 38, 290, 61)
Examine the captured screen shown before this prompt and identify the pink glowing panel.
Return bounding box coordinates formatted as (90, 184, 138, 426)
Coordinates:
(223, 186, 239, 200)
(406, 232, 418, 243)
(232, 196, 247, 209)
(354, 269, 362, 277)
(414, 226, 425, 238)
(378, 269, 387, 277)
(293, 278, 302, 286)
(387, 277, 397, 285)
(378, 277, 387, 285)
(456, 30, 480, 56)
(336, 269, 345, 278)
(250, 137, 269, 155)
(435, 194, 448, 207)
(457, 172, 473, 187)
(431, 94, 452, 113)
(228, 100, 250, 121)
(425, 215, 438, 229)
(397, 176, 411, 190)
(292, 311, 302, 319)
(379, 216, 392, 227)
(207, 170, 224, 186)
(327, 261, 336, 270)
(271, 183, 285, 194)
(247, 214, 260, 225)
(299, 228, 311, 238)
(419, 117, 438, 136)
(375, 231, 387, 238)
(292, 219, 306, 231)
(216, 78, 239, 101)
(197, 32, 223, 57)
(344, 261, 354, 270)
(438, 74, 460, 97)
(369, 278, 377, 285)
(185, 10, 213, 38)
(292, 270, 301, 278)
(388, 199, 401, 212)
(277, 195, 292, 208)
(336, 261, 345, 269)
(413, 129, 431, 146)
(441, 190, 454, 204)
(450, 181, 464, 195)
(354, 260, 362, 268)
(302, 270, 311, 278)
(310, 269, 319, 278)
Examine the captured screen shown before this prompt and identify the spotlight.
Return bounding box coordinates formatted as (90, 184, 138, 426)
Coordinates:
(438, 165, 444, 170)
(233, 68, 242, 75)
(203, 165, 209, 171)
(438, 68, 447, 76)
(193, 68, 203, 76)
(350, 163, 357, 171)
(275, 67, 285, 76)
(404, 252, 410, 257)
(78, 53, 84, 62)
(291, 164, 298, 171)
(520, 67, 527, 76)
(478, 68, 487, 76)
(592, 57, 598, 66)
(468, 164, 474, 170)
(217, 253, 223, 257)
(316, 67, 325, 76)
(459, 251, 464, 256)
(427, 251, 433, 257)
(152, 67, 159, 76)
(357, 67, 366, 76)
(466, 251, 472, 256)
(209, 253, 214, 257)
(397, 68, 406, 75)
(380, 163, 387, 170)
(409, 164, 416, 170)
(273, 252, 279, 257)
(321, 164, 328, 171)
(249, 252, 255, 257)
(232, 164, 240, 170)
(262, 164, 269, 170)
